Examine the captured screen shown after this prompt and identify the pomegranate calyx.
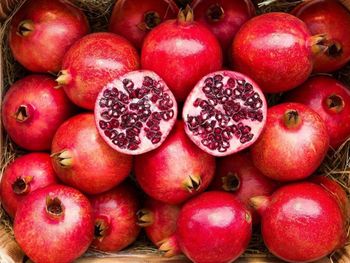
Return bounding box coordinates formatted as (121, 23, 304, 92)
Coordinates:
(56, 70, 71, 86)
(137, 11, 161, 31)
(326, 94, 345, 113)
(178, 5, 194, 25)
(158, 235, 181, 258)
(222, 172, 240, 192)
(283, 109, 302, 129)
(136, 208, 154, 227)
(12, 176, 33, 195)
(14, 105, 31, 122)
(94, 216, 110, 241)
(51, 150, 73, 168)
(17, 20, 34, 37)
(45, 196, 65, 219)
(309, 34, 329, 55)
(183, 174, 201, 193)
(249, 195, 270, 215)
(206, 3, 225, 22)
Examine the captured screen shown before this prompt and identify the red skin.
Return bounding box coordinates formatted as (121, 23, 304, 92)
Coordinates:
(232, 12, 314, 93)
(60, 32, 140, 110)
(51, 113, 132, 194)
(109, 0, 178, 49)
(9, 0, 89, 73)
(0, 153, 58, 218)
(192, 0, 255, 51)
(210, 152, 277, 224)
(292, 0, 350, 73)
(1, 75, 75, 151)
(255, 183, 346, 262)
(141, 16, 223, 102)
(90, 183, 140, 252)
(285, 76, 350, 149)
(134, 121, 216, 204)
(14, 185, 94, 263)
(176, 191, 252, 263)
(251, 103, 329, 181)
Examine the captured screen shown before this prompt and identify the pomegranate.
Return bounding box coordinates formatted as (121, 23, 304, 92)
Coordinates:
(90, 183, 140, 252)
(0, 153, 58, 218)
(251, 103, 329, 181)
(182, 71, 267, 157)
(251, 182, 346, 262)
(176, 191, 252, 263)
(192, 0, 255, 51)
(137, 198, 180, 256)
(1, 75, 75, 151)
(292, 0, 350, 72)
(210, 151, 277, 224)
(109, 0, 178, 49)
(231, 12, 326, 93)
(9, 0, 89, 73)
(56, 32, 140, 110)
(134, 121, 216, 204)
(51, 113, 132, 194)
(14, 185, 94, 263)
(94, 70, 178, 155)
(141, 6, 223, 102)
(285, 76, 350, 149)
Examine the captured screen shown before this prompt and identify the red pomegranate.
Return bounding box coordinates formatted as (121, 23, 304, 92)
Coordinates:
(134, 121, 216, 204)
(176, 191, 252, 263)
(285, 76, 350, 149)
(90, 183, 140, 252)
(109, 0, 178, 49)
(210, 151, 277, 224)
(51, 113, 132, 194)
(292, 0, 350, 72)
(141, 6, 222, 102)
(251, 182, 346, 262)
(1, 75, 75, 151)
(182, 70, 267, 156)
(251, 103, 329, 181)
(94, 70, 178, 155)
(232, 12, 326, 93)
(192, 0, 255, 52)
(9, 0, 89, 73)
(0, 153, 58, 218)
(56, 32, 140, 110)
(14, 184, 94, 263)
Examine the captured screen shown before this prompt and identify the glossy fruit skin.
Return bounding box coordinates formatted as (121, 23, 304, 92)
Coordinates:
(109, 0, 178, 49)
(176, 191, 252, 263)
(134, 121, 216, 204)
(232, 12, 314, 93)
(60, 32, 140, 110)
(210, 152, 277, 224)
(2, 75, 75, 151)
(251, 103, 329, 181)
(285, 76, 350, 149)
(292, 0, 350, 72)
(14, 184, 94, 263)
(257, 183, 346, 262)
(90, 183, 140, 252)
(9, 0, 89, 73)
(0, 153, 58, 218)
(192, 0, 255, 51)
(141, 16, 223, 102)
(51, 113, 132, 194)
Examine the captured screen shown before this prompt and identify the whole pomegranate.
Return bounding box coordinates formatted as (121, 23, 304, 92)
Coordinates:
(90, 183, 140, 252)
(94, 70, 178, 155)
(292, 0, 350, 72)
(134, 121, 216, 204)
(210, 151, 277, 224)
(182, 71, 267, 156)
(0, 153, 58, 218)
(141, 6, 222, 101)
(57, 32, 140, 110)
(176, 191, 252, 263)
(9, 0, 89, 73)
(251, 182, 346, 262)
(192, 0, 255, 52)
(51, 113, 132, 194)
(251, 103, 329, 181)
(14, 185, 94, 263)
(109, 0, 178, 49)
(285, 76, 350, 149)
(1, 75, 75, 151)
(232, 12, 325, 93)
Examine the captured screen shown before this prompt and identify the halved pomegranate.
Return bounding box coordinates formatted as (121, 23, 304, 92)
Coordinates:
(182, 70, 267, 157)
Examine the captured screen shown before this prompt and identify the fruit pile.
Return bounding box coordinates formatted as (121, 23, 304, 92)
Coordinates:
(1, 0, 350, 262)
